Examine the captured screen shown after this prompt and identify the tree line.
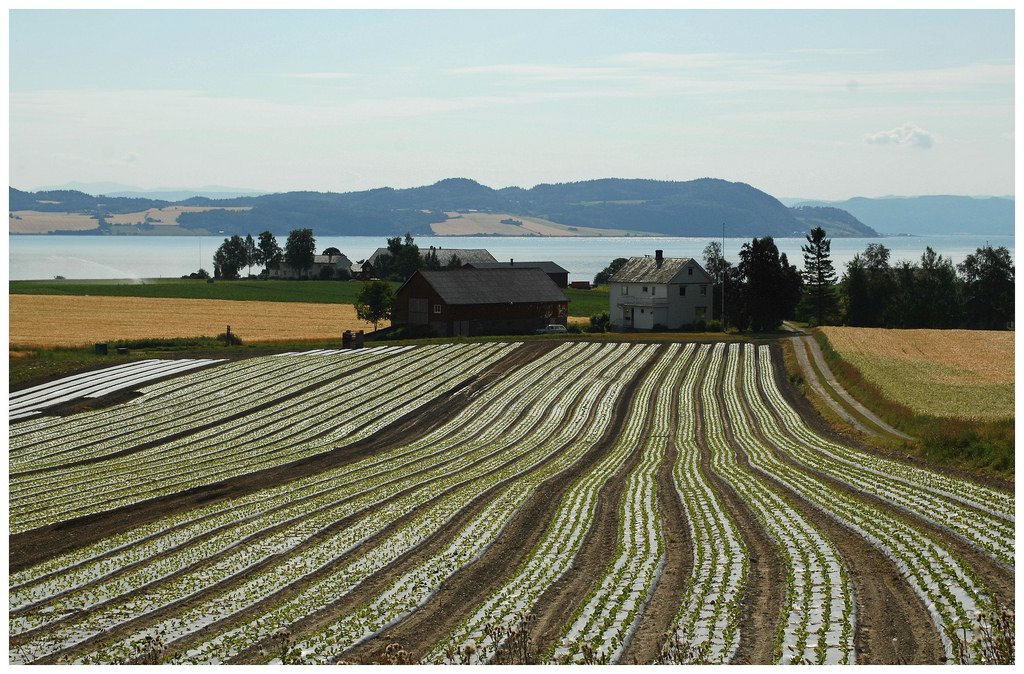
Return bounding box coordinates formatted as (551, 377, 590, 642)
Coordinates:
(696, 228, 1014, 331)
(211, 228, 323, 279)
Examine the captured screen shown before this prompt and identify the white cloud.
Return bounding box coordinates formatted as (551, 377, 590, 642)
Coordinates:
(864, 123, 935, 149)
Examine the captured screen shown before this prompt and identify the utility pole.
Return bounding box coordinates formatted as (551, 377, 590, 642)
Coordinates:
(721, 222, 726, 328)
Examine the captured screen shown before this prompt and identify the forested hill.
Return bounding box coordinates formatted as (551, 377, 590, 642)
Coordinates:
(791, 195, 1014, 236)
(9, 179, 878, 238)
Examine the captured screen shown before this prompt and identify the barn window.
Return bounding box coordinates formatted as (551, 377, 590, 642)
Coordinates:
(680, 286, 686, 296)
(621, 285, 628, 295)
(433, 304, 442, 314)
(688, 267, 693, 276)
(642, 286, 648, 293)
(701, 285, 707, 296)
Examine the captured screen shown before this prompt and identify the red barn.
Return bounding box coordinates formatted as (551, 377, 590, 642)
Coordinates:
(392, 268, 569, 337)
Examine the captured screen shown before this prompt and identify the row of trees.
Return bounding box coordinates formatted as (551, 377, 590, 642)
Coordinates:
(372, 233, 466, 281)
(212, 229, 315, 279)
(698, 227, 1014, 331)
(841, 242, 1014, 330)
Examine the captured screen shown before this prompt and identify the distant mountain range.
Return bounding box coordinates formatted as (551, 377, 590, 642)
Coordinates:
(31, 182, 266, 201)
(10, 178, 886, 238)
(788, 195, 1015, 236)
(13, 179, 1013, 239)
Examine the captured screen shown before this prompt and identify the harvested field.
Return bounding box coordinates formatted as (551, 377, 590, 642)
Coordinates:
(819, 326, 1014, 420)
(9, 211, 100, 234)
(8, 341, 1013, 665)
(104, 206, 251, 226)
(429, 212, 649, 237)
(9, 295, 382, 347)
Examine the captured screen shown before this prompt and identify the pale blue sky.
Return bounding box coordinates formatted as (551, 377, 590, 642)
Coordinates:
(8, 8, 1015, 199)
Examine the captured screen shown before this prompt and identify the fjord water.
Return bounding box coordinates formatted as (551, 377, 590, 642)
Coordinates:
(8, 234, 1015, 282)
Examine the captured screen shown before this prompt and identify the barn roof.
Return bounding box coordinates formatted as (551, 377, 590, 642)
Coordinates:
(469, 261, 569, 274)
(367, 247, 496, 266)
(409, 268, 568, 305)
(611, 256, 709, 284)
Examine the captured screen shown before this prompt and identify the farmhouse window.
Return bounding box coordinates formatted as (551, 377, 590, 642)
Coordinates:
(621, 285, 628, 295)
(688, 267, 693, 276)
(680, 286, 686, 296)
(433, 304, 442, 314)
(700, 285, 708, 296)
(696, 306, 706, 320)
(642, 286, 648, 293)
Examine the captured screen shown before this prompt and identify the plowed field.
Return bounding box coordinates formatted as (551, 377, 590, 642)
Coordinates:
(8, 341, 1014, 664)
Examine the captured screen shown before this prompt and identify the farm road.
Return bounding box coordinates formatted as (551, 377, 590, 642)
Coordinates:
(786, 329, 914, 442)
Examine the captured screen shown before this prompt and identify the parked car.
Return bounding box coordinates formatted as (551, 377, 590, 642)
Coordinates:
(535, 324, 568, 334)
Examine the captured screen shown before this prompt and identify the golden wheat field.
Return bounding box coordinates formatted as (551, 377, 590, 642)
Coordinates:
(9, 295, 382, 347)
(9, 211, 100, 234)
(104, 206, 252, 226)
(429, 212, 645, 237)
(820, 326, 1014, 420)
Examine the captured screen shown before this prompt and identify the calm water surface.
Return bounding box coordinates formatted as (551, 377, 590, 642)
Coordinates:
(7, 234, 1016, 283)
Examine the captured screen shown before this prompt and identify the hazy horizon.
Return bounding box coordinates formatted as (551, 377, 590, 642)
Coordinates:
(9, 8, 1015, 201)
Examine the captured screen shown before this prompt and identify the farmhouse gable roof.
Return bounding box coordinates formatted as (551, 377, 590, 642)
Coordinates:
(611, 256, 712, 285)
(406, 268, 568, 305)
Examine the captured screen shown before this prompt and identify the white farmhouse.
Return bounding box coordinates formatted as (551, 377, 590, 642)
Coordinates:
(609, 250, 715, 330)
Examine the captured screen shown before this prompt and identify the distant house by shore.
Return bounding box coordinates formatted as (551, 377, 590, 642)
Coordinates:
(354, 246, 498, 280)
(269, 253, 352, 280)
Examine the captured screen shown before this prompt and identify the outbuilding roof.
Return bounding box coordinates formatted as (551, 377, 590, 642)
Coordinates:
(611, 256, 705, 284)
(367, 247, 497, 266)
(408, 268, 568, 305)
(469, 261, 569, 274)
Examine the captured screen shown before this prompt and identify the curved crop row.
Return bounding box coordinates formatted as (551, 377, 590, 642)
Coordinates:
(427, 344, 683, 665)
(10, 344, 572, 603)
(10, 343, 515, 533)
(733, 344, 988, 661)
(12, 343, 609, 663)
(278, 344, 662, 665)
(708, 344, 855, 665)
(755, 347, 1013, 567)
(664, 343, 747, 664)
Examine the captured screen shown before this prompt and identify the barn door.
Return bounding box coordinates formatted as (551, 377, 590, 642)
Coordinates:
(409, 297, 428, 325)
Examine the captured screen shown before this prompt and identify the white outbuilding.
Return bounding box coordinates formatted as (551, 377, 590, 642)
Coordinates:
(609, 250, 715, 330)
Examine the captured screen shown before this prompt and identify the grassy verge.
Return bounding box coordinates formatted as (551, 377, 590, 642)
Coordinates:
(810, 330, 1013, 481)
(563, 286, 610, 318)
(9, 278, 382, 305)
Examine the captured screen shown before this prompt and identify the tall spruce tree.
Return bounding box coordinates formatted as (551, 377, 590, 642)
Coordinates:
(800, 227, 837, 325)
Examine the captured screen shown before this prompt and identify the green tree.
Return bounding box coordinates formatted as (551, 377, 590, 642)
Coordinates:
(917, 247, 961, 328)
(212, 235, 247, 279)
(842, 243, 894, 327)
(958, 245, 1014, 329)
(257, 231, 282, 271)
(355, 280, 394, 331)
(702, 241, 731, 322)
(734, 237, 802, 331)
(284, 228, 317, 278)
(375, 233, 423, 281)
(800, 227, 838, 325)
(243, 234, 258, 277)
(322, 246, 342, 256)
(593, 258, 628, 286)
(422, 247, 441, 270)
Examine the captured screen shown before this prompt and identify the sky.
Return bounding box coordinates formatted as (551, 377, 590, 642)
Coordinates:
(7, 6, 1016, 200)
